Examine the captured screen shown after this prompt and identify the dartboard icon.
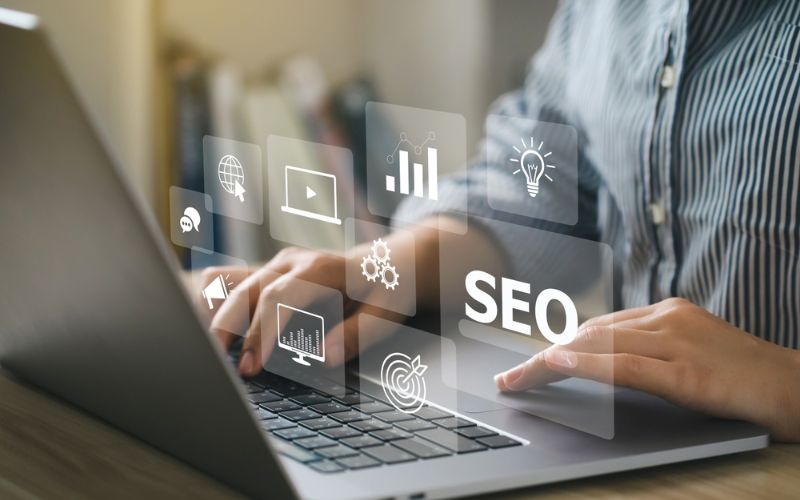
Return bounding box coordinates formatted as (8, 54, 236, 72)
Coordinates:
(380, 352, 428, 414)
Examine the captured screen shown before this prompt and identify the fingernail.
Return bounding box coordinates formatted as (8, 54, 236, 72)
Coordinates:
(495, 364, 525, 392)
(545, 349, 577, 369)
(239, 351, 256, 375)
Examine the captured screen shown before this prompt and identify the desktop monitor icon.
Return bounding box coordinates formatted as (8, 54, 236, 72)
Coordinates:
(280, 165, 341, 225)
(276, 303, 325, 366)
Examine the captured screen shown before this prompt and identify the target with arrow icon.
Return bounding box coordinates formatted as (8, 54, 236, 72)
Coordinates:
(380, 352, 428, 414)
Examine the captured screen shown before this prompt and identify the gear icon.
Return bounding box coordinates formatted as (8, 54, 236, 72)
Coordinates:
(371, 238, 391, 265)
(361, 255, 380, 282)
(380, 264, 399, 290)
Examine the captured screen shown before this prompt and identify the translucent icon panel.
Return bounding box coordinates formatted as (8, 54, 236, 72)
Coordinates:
(357, 314, 457, 416)
(365, 101, 467, 234)
(439, 215, 615, 439)
(257, 270, 347, 397)
(485, 115, 579, 225)
(203, 135, 264, 224)
(267, 135, 355, 251)
(189, 248, 250, 337)
(344, 219, 417, 316)
(169, 187, 214, 251)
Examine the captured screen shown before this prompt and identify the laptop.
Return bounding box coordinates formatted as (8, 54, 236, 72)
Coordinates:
(0, 10, 768, 500)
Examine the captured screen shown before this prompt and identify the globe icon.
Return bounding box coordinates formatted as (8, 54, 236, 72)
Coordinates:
(217, 154, 245, 195)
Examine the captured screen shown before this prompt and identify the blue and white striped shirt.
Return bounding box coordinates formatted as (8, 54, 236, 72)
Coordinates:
(396, 0, 800, 348)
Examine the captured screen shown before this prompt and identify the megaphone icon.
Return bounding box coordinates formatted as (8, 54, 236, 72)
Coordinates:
(202, 274, 229, 310)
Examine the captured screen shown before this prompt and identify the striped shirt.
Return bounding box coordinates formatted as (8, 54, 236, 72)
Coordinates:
(395, 0, 800, 348)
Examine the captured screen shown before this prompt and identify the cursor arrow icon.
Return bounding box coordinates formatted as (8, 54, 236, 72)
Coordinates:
(234, 180, 246, 202)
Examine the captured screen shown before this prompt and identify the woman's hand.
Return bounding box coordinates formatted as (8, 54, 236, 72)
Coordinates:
(198, 246, 403, 377)
(494, 297, 800, 442)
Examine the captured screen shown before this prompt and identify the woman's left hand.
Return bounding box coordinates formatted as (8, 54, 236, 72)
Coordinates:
(493, 297, 800, 442)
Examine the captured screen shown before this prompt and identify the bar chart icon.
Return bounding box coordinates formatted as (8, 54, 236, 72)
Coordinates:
(385, 132, 438, 201)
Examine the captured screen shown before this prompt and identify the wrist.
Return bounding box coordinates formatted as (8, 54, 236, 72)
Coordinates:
(765, 345, 800, 442)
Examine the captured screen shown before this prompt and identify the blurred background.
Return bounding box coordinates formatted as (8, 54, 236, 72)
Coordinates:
(3, 0, 558, 262)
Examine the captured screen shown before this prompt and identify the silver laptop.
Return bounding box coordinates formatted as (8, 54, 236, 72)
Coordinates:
(0, 11, 768, 500)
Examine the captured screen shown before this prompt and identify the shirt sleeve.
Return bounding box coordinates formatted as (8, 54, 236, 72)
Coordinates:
(392, 0, 603, 279)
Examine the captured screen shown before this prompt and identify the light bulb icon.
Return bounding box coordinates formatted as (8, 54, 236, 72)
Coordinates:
(511, 137, 555, 198)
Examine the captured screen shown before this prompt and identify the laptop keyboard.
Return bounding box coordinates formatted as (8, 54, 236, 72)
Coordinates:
(244, 371, 523, 473)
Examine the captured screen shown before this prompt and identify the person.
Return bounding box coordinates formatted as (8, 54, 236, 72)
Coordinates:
(206, 0, 800, 442)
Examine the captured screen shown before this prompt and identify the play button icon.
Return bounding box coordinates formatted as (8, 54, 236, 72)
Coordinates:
(306, 186, 317, 199)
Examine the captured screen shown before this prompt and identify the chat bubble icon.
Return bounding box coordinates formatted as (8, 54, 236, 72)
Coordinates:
(180, 206, 201, 233)
(180, 215, 193, 233)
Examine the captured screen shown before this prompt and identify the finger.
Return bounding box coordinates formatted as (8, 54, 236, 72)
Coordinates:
(494, 349, 567, 392)
(211, 262, 290, 351)
(539, 349, 674, 399)
(567, 325, 673, 360)
(579, 303, 660, 329)
(239, 272, 312, 375)
(495, 325, 672, 392)
(241, 267, 348, 375)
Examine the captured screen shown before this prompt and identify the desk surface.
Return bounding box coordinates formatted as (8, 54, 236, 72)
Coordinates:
(0, 370, 797, 499)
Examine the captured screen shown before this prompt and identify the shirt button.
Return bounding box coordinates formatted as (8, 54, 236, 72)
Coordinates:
(649, 202, 666, 225)
(660, 65, 676, 88)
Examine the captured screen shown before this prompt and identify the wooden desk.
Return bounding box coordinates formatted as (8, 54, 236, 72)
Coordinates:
(1, 370, 797, 499)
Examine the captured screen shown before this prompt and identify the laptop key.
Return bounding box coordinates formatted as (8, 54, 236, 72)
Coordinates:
(260, 418, 295, 431)
(320, 426, 361, 440)
(413, 407, 450, 420)
(316, 445, 360, 459)
(309, 460, 345, 473)
(271, 438, 321, 464)
(370, 428, 413, 442)
(339, 435, 382, 449)
(335, 454, 381, 470)
(253, 408, 278, 420)
(310, 402, 349, 414)
(362, 445, 416, 464)
(248, 392, 282, 404)
(393, 438, 451, 459)
(281, 409, 322, 422)
(416, 428, 486, 454)
(395, 419, 436, 432)
(433, 417, 476, 430)
(352, 401, 392, 414)
(260, 400, 301, 413)
(333, 393, 372, 406)
(294, 436, 337, 450)
(300, 417, 341, 431)
(477, 435, 522, 449)
(374, 410, 415, 423)
(274, 427, 317, 441)
(456, 426, 497, 439)
(245, 383, 265, 394)
(290, 393, 331, 406)
(329, 410, 369, 423)
(349, 418, 391, 433)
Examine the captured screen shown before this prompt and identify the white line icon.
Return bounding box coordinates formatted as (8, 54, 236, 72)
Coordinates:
(385, 131, 438, 201)
(276, 303, 325, 366)
(202, 273, 233, 310)
(510, 137, 556, 198)
(380, 352, 428, 414)
(218, 154, 247, 202)
(360, 238, 399, 290)
(280, 165, 342, 225)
